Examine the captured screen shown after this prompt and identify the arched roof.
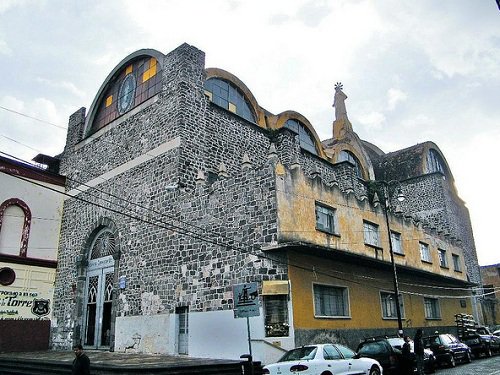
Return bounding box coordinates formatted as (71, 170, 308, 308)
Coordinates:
(84, 49, 166, 136)
(205, 68, 266, 128)
(375, 141, 455, 182)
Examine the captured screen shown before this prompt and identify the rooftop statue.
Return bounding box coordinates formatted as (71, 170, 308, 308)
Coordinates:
(333, 82, 348, 121)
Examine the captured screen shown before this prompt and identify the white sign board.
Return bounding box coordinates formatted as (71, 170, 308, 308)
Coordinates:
(233, 282, 260, 318)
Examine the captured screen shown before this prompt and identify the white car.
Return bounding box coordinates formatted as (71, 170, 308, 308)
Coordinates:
(263, 343, 383, 375)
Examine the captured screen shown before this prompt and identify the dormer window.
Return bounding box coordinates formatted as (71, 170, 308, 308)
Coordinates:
(204, 78, 256, 123)
(426, 149, 445, 174)
(285, 119, 317, 155)
(339, 150, 363, 178)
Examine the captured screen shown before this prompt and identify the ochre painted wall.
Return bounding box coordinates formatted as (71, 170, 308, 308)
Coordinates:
(288, 251, 473, 331)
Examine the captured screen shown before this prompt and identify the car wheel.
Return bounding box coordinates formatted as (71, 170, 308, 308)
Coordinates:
(368, 365, 381, 375)
(320, 372, 333, 375)
(486, 346, 492, 357)
(466, 351, 472, 363)
(449, 354, 456, 367)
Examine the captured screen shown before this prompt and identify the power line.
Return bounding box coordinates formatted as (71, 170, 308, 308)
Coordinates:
(0, 105, 67, 130)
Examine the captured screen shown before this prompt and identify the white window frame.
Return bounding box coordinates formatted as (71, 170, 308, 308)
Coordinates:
(438, 248, 447, 268)
(424, 297, 441, 319)
(363, 221, 380, 247)
(420, 242, 431, 263)
(390, 231, 403, 255)
(315, 203, 338, 235)
(313, 283, 350, 318)
(380, 291, 405, 319)
(452, 254, 461, 272)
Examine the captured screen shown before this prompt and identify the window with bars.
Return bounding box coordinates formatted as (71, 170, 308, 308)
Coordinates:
(315, 203, 337, 234)
(438, 249, 447, 268)
(426, 149, 445, 174)
(363, 221, 380, 247)
(390, 231, 403, 255)
(380, 291, 405, 319)
(264, 295, 289, 337)
(452, 254, 461, 272)
(420, 242, 431, 263)
(313, 284, 349, 317)
(424, 297, 441, 319)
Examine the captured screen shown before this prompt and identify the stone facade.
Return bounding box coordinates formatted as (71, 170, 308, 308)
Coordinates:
(51, 43, 480, 361)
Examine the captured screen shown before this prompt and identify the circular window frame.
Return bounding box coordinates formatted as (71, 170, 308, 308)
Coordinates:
(0, 267, 16, 286)
(117, 73, 137, 115)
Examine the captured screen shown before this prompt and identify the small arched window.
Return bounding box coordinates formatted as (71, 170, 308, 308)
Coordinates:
(0, 199, 31, 257)
(285, 119, 317, 155)
(339, 150, 363, 178)
(426, 149, 445, 174)
(204, 78, 256, 123)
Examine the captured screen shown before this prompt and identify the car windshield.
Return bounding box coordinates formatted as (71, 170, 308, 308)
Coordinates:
(358, 341, 387, 355)
(279, 347, 317, 362)
(387, 338, 404, 349)
(423, 336, 440, 347)
(335, 344, 356, 359)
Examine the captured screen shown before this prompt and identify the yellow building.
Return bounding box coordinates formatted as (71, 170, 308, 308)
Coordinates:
(481, 264, 500, 327)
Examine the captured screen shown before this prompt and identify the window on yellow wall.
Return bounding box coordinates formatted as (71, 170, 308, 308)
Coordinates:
(424, 297, 441, 319)
(438, 249, 448, 268)
(452, 254, 461, 272)
(380, 291, 405, 319)
(315, 203, 338, 235)
(420, 242, 431, 263)
(313, 284, 349, 317)
(363, 221, 380, 247)
(390, 231, 403, 255)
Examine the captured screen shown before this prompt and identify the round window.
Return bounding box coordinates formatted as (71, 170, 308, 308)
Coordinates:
(0, 267, 16, 286)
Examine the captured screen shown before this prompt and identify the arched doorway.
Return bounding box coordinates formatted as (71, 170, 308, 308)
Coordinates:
(83, 227, 116, 349)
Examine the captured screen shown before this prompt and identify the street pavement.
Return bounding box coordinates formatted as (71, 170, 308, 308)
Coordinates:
(433, 355, 500, 375)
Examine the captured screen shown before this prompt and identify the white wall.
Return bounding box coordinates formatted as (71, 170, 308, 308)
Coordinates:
(0, 173, 64, 260)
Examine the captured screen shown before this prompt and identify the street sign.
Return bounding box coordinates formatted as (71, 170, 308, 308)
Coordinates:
(233, 282, 260, 318)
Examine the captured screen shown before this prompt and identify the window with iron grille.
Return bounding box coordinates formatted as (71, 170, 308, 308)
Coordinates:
(264, 295, 289, 337)
(380, 291, 405, 319)
(314, 284, 349, 317)
(424, 297, 441, 319)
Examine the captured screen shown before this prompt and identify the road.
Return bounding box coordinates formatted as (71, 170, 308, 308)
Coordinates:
(434, 355, 500, 375)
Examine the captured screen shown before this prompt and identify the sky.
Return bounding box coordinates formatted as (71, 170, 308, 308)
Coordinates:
(0, 0, 499, 266)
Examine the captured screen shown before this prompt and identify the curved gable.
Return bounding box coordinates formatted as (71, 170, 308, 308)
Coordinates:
(204, 68, 265, 127)
(275, 111, 325, 158)
(84, 49, 165, 136)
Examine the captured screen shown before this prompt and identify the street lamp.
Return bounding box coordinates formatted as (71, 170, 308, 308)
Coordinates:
(373, 181, 405, 336)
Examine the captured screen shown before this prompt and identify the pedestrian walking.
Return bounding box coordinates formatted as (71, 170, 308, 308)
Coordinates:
(401, 335, 414, 375)
(72, 344, 90, 375)
(414, 329, 425, 375)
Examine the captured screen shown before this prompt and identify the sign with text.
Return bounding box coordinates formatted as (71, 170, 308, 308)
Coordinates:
(233, 282, 260, 318)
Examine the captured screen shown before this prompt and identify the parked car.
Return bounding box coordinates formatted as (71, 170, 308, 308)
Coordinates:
(356, 336, 435, 374)
(494, 329, 500, 337)
(262, 343, 383, 375)
(423, 333, 472, 367)
(386, 337, 436, 373)
(356, 337, 402, 374)
(463, 326, 500, 357)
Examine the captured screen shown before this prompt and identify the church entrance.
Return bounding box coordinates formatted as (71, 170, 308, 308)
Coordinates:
(82, 228, 116, 349)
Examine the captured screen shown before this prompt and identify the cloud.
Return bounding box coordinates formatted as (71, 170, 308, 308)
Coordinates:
(387, 88, 407, 111)
(0, 39, 11, 55)
(0, 0, 27, 14)
(356, 111, 386, 131)
(35, 78, 86, 98)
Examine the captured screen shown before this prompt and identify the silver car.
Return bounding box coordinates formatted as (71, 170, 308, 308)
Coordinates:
(263, 343, 383, 375)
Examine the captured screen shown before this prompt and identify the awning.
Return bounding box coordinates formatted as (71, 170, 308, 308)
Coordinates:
(262, 280, 289, 295)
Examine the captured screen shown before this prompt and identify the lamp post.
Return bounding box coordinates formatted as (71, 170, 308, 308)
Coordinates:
(375, 182, 405, 336)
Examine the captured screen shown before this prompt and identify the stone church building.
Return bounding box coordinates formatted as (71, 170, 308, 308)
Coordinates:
(50, 43, 480, 363)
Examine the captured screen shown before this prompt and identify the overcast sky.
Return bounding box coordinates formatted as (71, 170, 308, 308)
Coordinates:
(0, 0, 499, 266)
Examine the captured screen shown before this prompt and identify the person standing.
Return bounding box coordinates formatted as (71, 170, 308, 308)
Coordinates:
(72, 344, 90, 375)
(401, 335, 414, 375)
(414, 329, 425, 375)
